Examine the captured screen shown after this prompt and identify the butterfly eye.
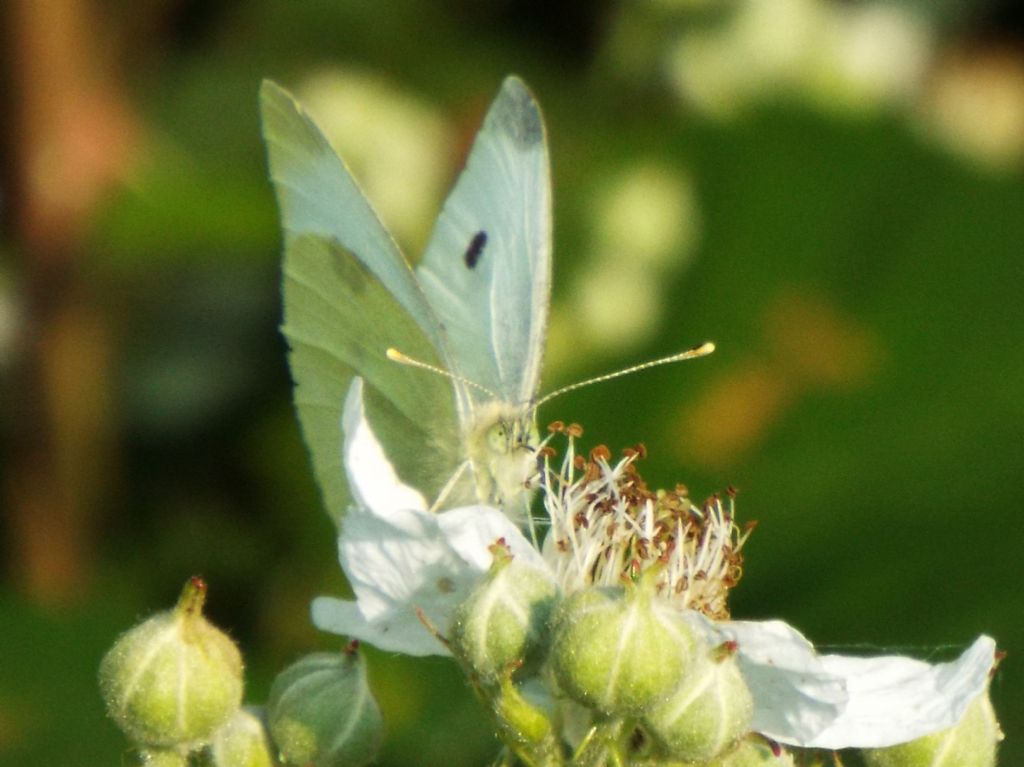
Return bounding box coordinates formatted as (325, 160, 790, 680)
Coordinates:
(486, 422, 509, 454)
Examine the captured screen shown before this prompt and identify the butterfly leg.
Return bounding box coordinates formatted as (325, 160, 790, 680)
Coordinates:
(429, 459, 471, 513)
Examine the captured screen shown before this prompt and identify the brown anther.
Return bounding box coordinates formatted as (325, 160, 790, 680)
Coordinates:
(548, 420, 565, 433)
(567, 423, 584, 438)
(590, 444, 612, 462)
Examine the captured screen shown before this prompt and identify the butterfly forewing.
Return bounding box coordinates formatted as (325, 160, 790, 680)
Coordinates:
(263, 82, 472, 523)
(261, 80, 445, 352)
(416, 76, 552, 408)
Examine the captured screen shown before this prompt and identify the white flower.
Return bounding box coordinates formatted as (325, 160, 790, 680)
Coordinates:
(702, 617, 995, 749)
(539, 427, 997, 749)
(310, 378, 546, 657)
(312, 379, 998, 748)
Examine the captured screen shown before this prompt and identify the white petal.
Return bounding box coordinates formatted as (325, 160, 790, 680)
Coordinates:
(698, 616, 848, 745)
(438, 506, 549, 572)
(809, 635, 997, 748)
(699, 615, 998, 749)
(337, 507, 463, 619)
(312, 505, 469, 656)
(342, 378, 427, 515)
(318, 504, 549, 656)
(309, 596, 447, 656)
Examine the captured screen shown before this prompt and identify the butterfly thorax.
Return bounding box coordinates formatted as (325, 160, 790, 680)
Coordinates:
(466, 401, 539, 518)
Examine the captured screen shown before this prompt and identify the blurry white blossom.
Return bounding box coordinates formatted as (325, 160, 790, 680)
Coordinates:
(547, 163, 700, 371)
(917, 48, 1024, 170)
(665, 0, 933, 117)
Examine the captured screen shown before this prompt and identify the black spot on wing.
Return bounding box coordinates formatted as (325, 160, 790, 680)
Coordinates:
(464, 230, 487, 269)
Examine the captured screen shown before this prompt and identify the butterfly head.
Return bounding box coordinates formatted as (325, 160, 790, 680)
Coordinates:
(482, 408, 539, 458)
(468, 401, 540, 514)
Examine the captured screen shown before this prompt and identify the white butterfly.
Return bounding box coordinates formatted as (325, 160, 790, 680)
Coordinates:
(261, 76, 551, 523)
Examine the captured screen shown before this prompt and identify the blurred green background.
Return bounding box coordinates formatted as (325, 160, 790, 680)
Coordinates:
(1, 0, 1021, 764)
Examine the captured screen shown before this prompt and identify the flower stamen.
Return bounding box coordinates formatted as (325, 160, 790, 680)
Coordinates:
(542, 426, 752, 620)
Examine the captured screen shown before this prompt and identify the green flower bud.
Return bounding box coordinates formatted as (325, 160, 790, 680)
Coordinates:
(862, 689, 1002, 767)
(267, 644, 383, 767)
(551, 584, 693, 716)
(99, 577, 244, 749)
(202, 708, 275, 767)
(449, 542, 558, 683)
(644, 640, 753, 762)
(705, 736, 795, 766)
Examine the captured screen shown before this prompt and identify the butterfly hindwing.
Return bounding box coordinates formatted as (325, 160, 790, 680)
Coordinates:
(281, 235, 461, 525)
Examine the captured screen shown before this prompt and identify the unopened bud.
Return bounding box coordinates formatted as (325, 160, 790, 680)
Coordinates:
(449, 542, 558, 683)
(551, 584, 693, 715)
(862, 688, 1002, 767)
(202, 708, 275, 767)
(267, 644, 383, 767)
(644, 639, 753, 762)
(99, 577, 244, 749)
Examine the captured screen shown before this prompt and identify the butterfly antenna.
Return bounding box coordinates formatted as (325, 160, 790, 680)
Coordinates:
(385, 348, 498, 398)
(534, 341, 716, 408)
